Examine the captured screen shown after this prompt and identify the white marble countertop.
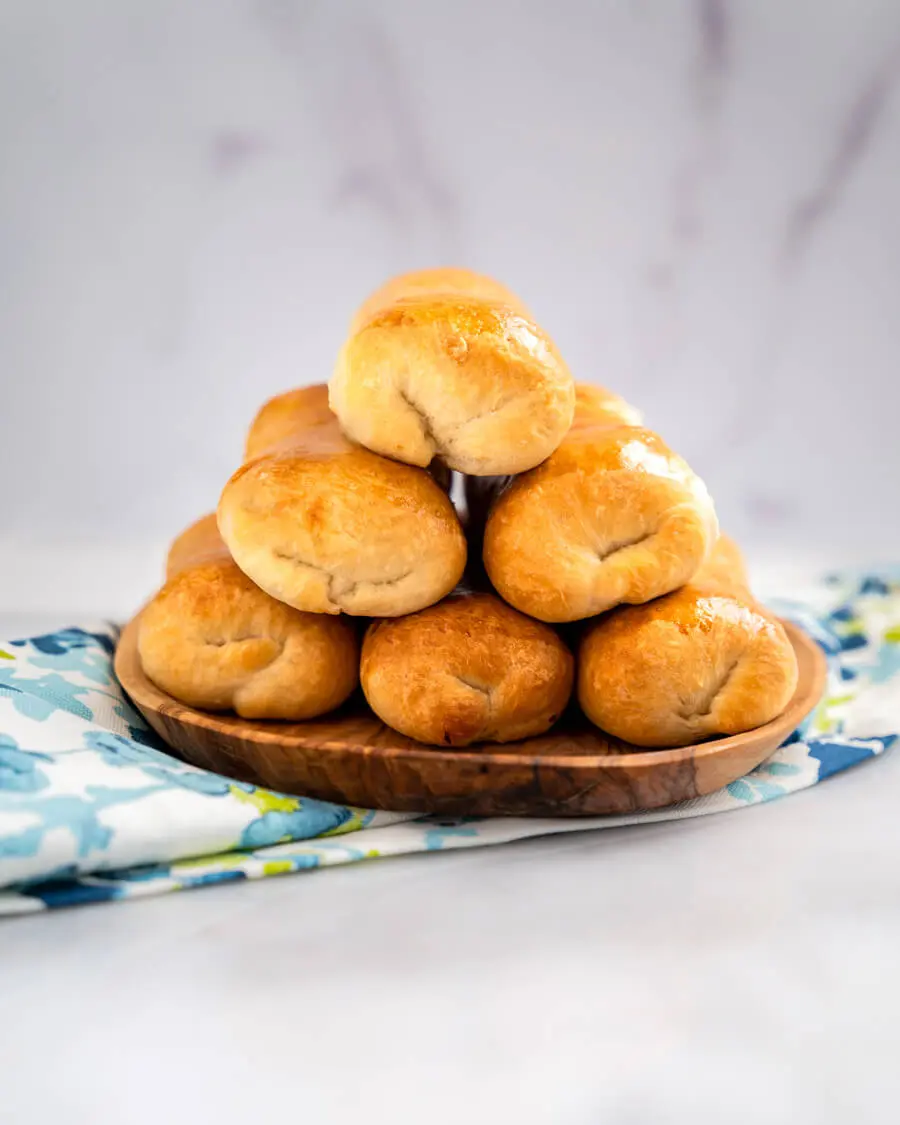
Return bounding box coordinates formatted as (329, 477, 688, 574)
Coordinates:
(1, 571, 898, 1125)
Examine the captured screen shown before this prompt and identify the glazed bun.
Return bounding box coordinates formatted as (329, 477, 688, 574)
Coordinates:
(361, 591, 574, 746)
(577, 536, 798, 747)
(329, 269, 575, 475)
(218, 385, 466, 616)
(348, 267, 531, 334)
(483, 383, 718, 622)
(138, 515, 359, 719)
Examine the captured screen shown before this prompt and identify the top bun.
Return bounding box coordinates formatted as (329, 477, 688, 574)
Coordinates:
(329, 268, 575, 476)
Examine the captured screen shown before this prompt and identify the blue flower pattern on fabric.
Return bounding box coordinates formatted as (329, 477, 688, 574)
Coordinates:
(1, 785, 165, 860)
(83, 731, 236, 795)
(0, 672, 94, 721)
(240, 802, 354, 848)
(868, 643, 900, 686)
(807, 735, 896, 780)
(0, 736, 52, 793)
(860, 577, 890, 596)
(1, 629, 141, 725)
(12, 628, 115, 657)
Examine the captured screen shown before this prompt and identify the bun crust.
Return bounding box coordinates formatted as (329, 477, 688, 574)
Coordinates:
(577, 536, 798, 747)
(360, 592, 574, 746)
(348, 267, 530, 333)
(483, 387, 718, 622)
(330, 272, 575, 475)
(138, 515, 359, 719)
(572, 383, 644, 429)
(218, 385, 466, 616)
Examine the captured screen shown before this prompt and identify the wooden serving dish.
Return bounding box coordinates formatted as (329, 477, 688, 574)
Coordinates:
(115, 616, 825, 818)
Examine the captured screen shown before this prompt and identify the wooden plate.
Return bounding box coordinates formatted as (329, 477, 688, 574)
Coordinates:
(115, 616, 826, 818)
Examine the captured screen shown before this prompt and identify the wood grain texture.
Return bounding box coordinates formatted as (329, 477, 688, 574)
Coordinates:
(115, 616, 826, 817)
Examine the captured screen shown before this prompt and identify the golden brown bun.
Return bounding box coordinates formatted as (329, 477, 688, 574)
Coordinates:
(138, 515, 359, 719)
(577, 536, 798, 747)
(164, 513, 232, 579)
(348, 267, 530, 334)
(572, 383, 644, 429)
(218, 385, 467, 616)
(483, 385, 718, 622)
(330, 271, 575, 476)
(360, 592, 574, 746)
(242, 383, 336, 461)
(245, 381, 452, 493)
(697, 532, 751, 591)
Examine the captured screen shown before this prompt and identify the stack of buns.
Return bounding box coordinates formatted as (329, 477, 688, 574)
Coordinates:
(138, 268, 799, 749)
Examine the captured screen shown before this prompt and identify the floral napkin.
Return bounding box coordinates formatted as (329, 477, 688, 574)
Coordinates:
(1, 569, 897, 914)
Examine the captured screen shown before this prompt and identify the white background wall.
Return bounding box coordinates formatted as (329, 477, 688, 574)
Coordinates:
(2, 0, 899, 617)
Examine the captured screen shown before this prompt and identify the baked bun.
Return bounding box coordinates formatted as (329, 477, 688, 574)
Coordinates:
(138, 515, 359, 719)
(348, 267, 530, 334)
(483, 384, 718, 622)
(360, 591, 574, 746)
(329, 270, 575, 475)
(577, 536, 799, 747)
(218, 384, 466, 616)
(571, 383, 644, 429)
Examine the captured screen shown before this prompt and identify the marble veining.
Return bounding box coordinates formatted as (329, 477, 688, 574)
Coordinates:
(782, 44, 900, 266)
(330, 19, 459, 246)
